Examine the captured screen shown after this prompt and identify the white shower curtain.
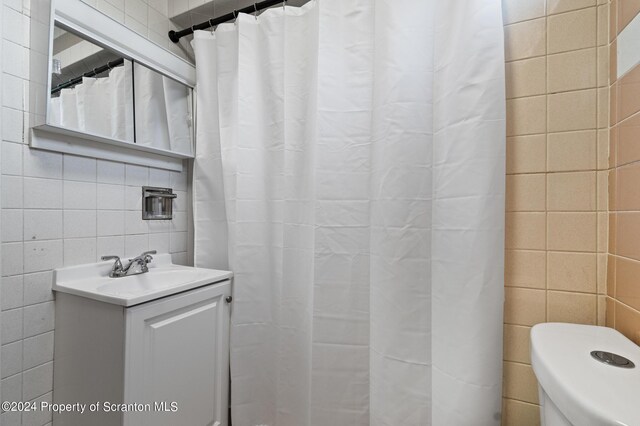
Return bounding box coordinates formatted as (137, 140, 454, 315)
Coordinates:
(49, 61, 134, 141)
(193, 0, 505, 425)
(133, 63, 194, 155)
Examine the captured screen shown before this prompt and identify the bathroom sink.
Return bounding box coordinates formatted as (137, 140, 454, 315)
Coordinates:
(53, 253, 232, 306)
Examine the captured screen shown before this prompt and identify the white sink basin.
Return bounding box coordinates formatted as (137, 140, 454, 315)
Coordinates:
(53, 254, 232, 306)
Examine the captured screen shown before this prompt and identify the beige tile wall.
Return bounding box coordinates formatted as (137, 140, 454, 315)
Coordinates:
(607, 0, 640, 347)
(501, 0, 609, 425)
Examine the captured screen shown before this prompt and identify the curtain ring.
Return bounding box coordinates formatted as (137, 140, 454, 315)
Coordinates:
(211, 0, 216, 32)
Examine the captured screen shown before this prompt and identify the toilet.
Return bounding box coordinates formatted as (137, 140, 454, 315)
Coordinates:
(531, 323, 640, 426)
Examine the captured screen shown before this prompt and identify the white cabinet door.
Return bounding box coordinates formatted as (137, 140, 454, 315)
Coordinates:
(123, 281, 231, 426)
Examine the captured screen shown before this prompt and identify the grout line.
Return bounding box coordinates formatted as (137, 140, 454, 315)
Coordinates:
(26, 390, 53, 405)
(504, 360, 534, 367)
(507, 285, 600, 296)
(504, 4, 598, 28)
(509, 169, 603, 175)
(612, 298, 640, 316)
(503, 396, 541, 406)
(503, 397, 540, 407)
(510, 210, 598, 214)
(505, 53, 548, 64)
(505, 44, 605, 66)
(508, 125, 606, 138)
(506, 248, 601, 253)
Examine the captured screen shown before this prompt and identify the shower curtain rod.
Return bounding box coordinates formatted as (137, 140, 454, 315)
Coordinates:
(51, 57, 125, 94)
(168, 0, 286, 43)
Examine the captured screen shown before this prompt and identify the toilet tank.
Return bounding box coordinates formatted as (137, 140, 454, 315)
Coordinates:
(531, 323, 640, 426)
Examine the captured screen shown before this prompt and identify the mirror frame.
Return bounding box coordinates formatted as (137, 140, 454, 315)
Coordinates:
(31, 0, 197, 171)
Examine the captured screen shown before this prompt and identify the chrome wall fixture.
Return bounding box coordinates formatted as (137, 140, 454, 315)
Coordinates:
(142, 186, 177, 220)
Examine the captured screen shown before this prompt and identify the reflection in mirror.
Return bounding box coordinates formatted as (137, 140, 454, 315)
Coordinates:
(49, 24, 134, 142)
(133, 62, 194, 156)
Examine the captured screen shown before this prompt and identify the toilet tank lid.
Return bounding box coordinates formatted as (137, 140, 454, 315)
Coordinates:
(531, 323, 640, 426)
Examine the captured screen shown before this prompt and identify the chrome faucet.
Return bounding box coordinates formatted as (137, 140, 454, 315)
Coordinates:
(101, 250, 157, 278)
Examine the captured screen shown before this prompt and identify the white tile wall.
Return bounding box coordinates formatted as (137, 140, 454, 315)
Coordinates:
(1, 276, 22, 311)
(1, 140, 21, 175)
(125, 164, 148, 186)
(63, 181, 96, 209)
(2, 209, 22, 242)
(97, 235, 125, 257)
(22, 332, 53, 371)
(2, 175, 23, 208)
(97, 159, 125, 185)
(1, 340, 21, 378)
(87, 0, 193, 61)
(23, 210, 62, 241)
(3, 74, 25, 110)
(97, 210, 124, 236)
(23, 240, 63, 273)
(97, 183, 124, 210)
(1, 308, 22, 344)
(23, 302, 54, 339)
(23, 178, 62, 209)
(1, 373, 22, 404)
(62, 155, 96, 182)
(2, 107, 23, 143)
(23, 148, 62, 179)
(23, 272, 54, 306)
(63, 238, 97, 266)
(1, 243, 23, 277)
(22, 362, 52, 401)
(1, 2, 194, 423)
(63, 210, 96, 238)
(22, 392, 52, 425)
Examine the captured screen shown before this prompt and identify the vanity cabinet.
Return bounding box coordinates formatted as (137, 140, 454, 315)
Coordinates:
(53, 281, 231, 426)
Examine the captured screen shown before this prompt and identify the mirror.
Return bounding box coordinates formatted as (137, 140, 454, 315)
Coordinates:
(46, 22, 194, 158)
(133, 63, 194, 156)
(49, 24, 134, 142)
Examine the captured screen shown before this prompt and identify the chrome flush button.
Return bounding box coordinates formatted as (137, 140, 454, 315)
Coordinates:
(590, 350, 635, 368)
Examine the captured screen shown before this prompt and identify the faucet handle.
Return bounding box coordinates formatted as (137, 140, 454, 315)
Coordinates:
(140, 250, 156, 264)
(101, 255, 121, 261)
(101, 255, 124, 278)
